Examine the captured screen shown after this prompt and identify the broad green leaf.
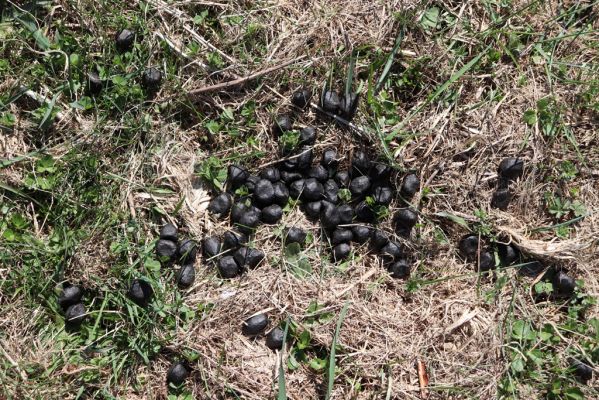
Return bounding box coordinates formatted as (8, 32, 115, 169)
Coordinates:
(435, 211, 470, 230)
(510, 356, 525, 373)
(289, 257, 312, 279)
(523, 109, 537, 125)
(70, 96, 93, 110)
(32, 29, 51, 50)
(564, 387, 584, 400)
(297, 330, 311, 350)
(512, 320, 536, 341)
(309, 357, 327, 371)
(420, 7, 440, 30)
(284, 242, 301, 259)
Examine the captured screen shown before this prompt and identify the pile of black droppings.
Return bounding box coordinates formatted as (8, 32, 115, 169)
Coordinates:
(84, 28, 163, 97)
(491, 157, 524, 210)
(202, 88, 425, 281)
(155, 223, 198, 289)
(57, 283, 86, 328)
(241, 313, 285, 351)
(457, 233, 578, 301)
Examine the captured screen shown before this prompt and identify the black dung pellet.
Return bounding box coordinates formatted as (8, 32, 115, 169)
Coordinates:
(289, 179, 306, 199)
(115, 29, 135, 52)
(477, 251, 495, 272)
(223, 231, 248, 250)
(166, 361, 189, 386)
(299, 127, 316, 145)
(58, 285, 83, 310)
(491, 188, 511, 210)
(236, 208, 261, 234)
(321, 91, 340, 113)
(260, 167, 281, 183)
(332, 228, 353, 245)
(369, 162, 392, 183)
(302, 178, 324, 201)
(498, 243, 519, 266)
(65, 303, 86, 326)
(388, 259, 411, 279)
(87, 71, 103, 95)
(261, 204, 283, 224)
(339, 92, 359, 121)
(498, 157, 524, 181)
(308, 165, 329, 183)
(218, 256, 241, 278)
(321, 149, 338, 170)
(273, 114, 292, 136)
(570, 359, 593, 383)
(335, 170, 350, 187)
(321, 202, 341, 229)
(291, 88, 312, 109)
(141, 67, 162, 90)
(296, 146, 313, 171)
(354, 201, 376, 223)
(338, 204, 354, 225)
(233, 247, 265, 269)
(285, 227, 307, 245)
(265, 327, 285, 350)
(332, 243, 351, 262)
(176, 264, 195, 288)
(281, 171, 303, 184)
(128, 279, 153, 307)
(156, 239, 177, 261)
(393, 208, 418, 235)
(553, 270, 576, 297)
(254, 179, 275, 207)
(401, 173, 420, 199)
(208, 193, 233, 216)
(242, 313, 269, 336)
(228, 165, 250, 189)
(380, 241, 402, 264)
(273, 182, 290, 206)
(458, 234, 480, 261)
(351, 151, 371, 176)
(203, 236, 222, 260)
(321, 180, 338, 204)
(304, 201, 322, 219)
(373, 186, 393, 206)
(159, 223, 178, 242)
(371, 230, 389, 251)
(177, 239, 198, 264)
(351, 225, 373, 244)
(349, 176, 371, 197)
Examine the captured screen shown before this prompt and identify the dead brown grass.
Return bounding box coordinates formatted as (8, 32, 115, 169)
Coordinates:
(114, 0, 599, 399)
(2, 0, 598, 399)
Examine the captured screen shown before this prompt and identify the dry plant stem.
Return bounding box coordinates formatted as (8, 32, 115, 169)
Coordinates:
(309, 102, 373, 141)
(160, 57, 305, 102)
(19, 86, 67, 121)
(417, 359, 429, 399)
(154, 31, 209, 71)
(0, 340, 27, 380)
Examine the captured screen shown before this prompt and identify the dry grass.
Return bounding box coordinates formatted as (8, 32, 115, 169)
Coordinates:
(1, 0, 598, 399)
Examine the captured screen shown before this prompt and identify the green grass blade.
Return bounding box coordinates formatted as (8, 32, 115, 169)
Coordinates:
(434, 211, 471, 230)
(391, 45, 490, 135)
(277, 318, 290, 400)
(530, 213, 590, 233)
(375, 28, 405, 94)
(0, 182, 41, 206)
(39, 93, 59, 131)
(345, 52, 357, 98)
(325, 301, 350, 400)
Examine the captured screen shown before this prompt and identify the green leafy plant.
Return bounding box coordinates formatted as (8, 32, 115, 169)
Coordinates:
(195, 156, 227, 190)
